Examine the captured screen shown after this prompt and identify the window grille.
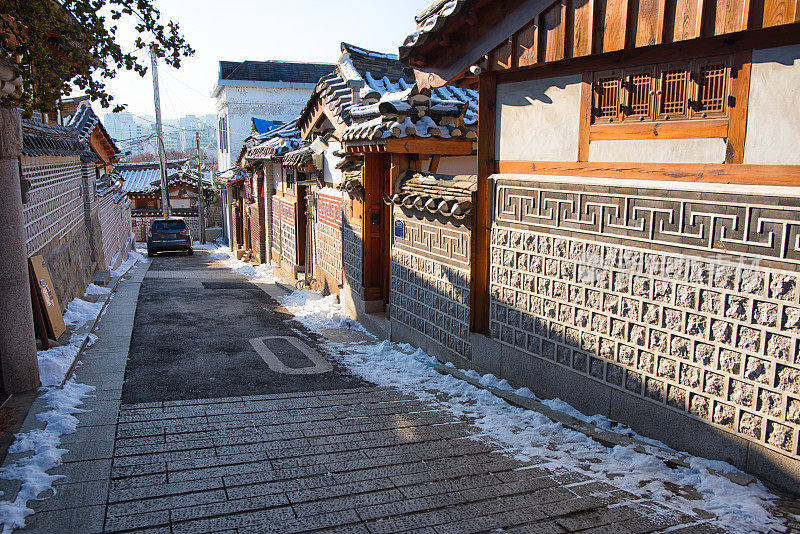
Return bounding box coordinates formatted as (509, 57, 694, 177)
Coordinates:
(697, 63, 727, 113)
(625, 72, 652, 118)
(595, 76, 620, 120)
(590, 56, 732, 127)
(659, 68, 688, 116)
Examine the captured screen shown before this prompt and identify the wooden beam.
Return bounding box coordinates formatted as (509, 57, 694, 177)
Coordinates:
(473, 73, 496, 336)
(383, 138, 474, 155)
(496, 160, 800, 186)
(655, 0, 667, 44)
(590, 118, 729, 140)
(726, 50, 752, 164)
(494, 22, 800, 85)
(695, 0, 706, 37)
(578, 71, 592, 162)
(429, 155, 441, 173)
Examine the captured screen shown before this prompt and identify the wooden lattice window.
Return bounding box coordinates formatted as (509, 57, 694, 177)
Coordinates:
(621, 67, 654, 121)
(594, 75, 620, 121)
(658, 66, 689, 118)
(697, 62, 728, 115)
(590, 55, 733, 129)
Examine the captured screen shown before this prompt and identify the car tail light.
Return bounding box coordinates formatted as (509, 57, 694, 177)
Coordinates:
(181, 229, 190, 237)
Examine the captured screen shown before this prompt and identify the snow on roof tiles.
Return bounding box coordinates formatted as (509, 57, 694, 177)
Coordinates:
(299, 42, 478, 145)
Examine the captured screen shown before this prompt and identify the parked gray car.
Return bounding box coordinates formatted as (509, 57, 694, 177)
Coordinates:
(147, 218, 193, 256)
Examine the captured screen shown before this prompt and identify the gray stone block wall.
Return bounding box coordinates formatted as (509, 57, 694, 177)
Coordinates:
(391, 211, 471, 360)
(490, 175, 800, 466)
(342, 214, 362, 298)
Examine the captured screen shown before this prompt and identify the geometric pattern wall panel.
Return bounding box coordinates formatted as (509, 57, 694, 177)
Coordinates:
(22, 158, 85, 256)
(391, 212, 471, 359)
(495, 176, 800, 270)
(342, 214, 362, 296)
(491, 175, 800, 460)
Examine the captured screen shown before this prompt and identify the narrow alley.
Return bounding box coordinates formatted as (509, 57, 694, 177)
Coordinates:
(7, 250, 773, 533)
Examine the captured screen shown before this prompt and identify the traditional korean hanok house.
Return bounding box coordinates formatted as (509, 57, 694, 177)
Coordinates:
(238, 120, 307, 271)
(296, 42, 478, 337)
(117, 160, 214, 242)
(401, 0, 800, 491)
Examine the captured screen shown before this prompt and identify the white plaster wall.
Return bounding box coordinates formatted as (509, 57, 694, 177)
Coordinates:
(215, 85, 316, 171)
(744, 44, 800, 165)
(323, 142, 343, 185)
(496, 75, 582, 162)
(588, 138, 727, 163)
(436, 155, 476, 175)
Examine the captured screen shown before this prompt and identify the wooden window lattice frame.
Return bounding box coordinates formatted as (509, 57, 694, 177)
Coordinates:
(591, 55, 732, 126)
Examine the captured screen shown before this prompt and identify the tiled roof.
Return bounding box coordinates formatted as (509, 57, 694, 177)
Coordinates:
(243, 119, 305, 162)
(116, 160, 211, 194)
(299, 42, 477, 144)
(64, 101, 120, 155)
(219, 60, 334, 84)
(21, 119, 98, 162)
(386, 170, 476, 220)
(282, 146, 314, 169)
(399, 0, 473, 62)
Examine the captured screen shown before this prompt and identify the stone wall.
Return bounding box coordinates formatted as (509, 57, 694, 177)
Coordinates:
(21, 155, 93, 307)
(486, 174, 800, 488)
(342, 210, 363, 299)
(391, 209, 472, 362)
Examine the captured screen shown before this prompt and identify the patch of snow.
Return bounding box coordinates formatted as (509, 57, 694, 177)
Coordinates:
(215, 247, 278, 282)
(192, 243, 218, 251)
(36, 345, 79, 388)
(111, 250, 148, 277)
(278, 289, 781, 534)
(62, 299, 103, 329)
(0, 380, 95, 532)
(83, 284, 111, 296)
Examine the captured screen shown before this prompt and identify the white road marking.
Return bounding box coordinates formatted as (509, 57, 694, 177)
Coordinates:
(249, 336, 333, 375)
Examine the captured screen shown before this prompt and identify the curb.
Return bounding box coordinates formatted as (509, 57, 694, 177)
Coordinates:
(433, 363, 757, 487)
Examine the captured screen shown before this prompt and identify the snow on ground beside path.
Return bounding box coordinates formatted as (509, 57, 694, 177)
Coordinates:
(278, 288, 781, 533)
(214, 246, 279, 282)
(192, 243, 219, 251)
(0, 380, 95, 532)
(0, 249, 148, 530)
(62, 298, 103, 329)
(83, 283, 110, 296)
(111, 250, 148, 277)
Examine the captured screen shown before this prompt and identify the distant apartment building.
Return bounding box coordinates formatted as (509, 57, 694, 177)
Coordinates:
(104, 112, 149, 155)
(211, 60, 334, 172)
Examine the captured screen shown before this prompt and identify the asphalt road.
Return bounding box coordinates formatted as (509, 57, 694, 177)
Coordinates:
(122, 251, 369, 404)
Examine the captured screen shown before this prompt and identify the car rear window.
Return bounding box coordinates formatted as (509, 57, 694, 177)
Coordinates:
(151, 220, 187, 232)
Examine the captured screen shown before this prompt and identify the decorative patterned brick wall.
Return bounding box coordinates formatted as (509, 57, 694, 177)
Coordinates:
(21, 156, 93, 306)
(316, 193, 343, 283)
(21, 157, 84, 257)
(490, 176, 800, 460)
(278, 198, 296, 268)
(98, 195, 132, 269)
(342, 212, 362, 297)
(271, 196, 282, 259)
(391, 212, 472, 359)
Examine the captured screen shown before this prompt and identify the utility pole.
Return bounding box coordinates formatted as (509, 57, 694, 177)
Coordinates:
(150, 45, 171, 217)
(195, 131, 206, 244)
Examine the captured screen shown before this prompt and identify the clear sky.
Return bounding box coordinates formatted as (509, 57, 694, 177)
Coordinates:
(98, 0, 432, 121)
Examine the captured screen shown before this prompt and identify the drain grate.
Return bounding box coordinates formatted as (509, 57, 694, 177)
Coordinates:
(201, 282, 255, 290)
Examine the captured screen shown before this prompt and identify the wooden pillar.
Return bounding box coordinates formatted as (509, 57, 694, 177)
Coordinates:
(472, 73, 497, 335)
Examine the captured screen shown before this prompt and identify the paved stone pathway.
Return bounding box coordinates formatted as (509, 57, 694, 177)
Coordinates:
(16, 251, 726, 533)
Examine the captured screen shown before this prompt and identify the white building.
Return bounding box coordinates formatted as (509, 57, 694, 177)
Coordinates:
(211, 60, 334, 173)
